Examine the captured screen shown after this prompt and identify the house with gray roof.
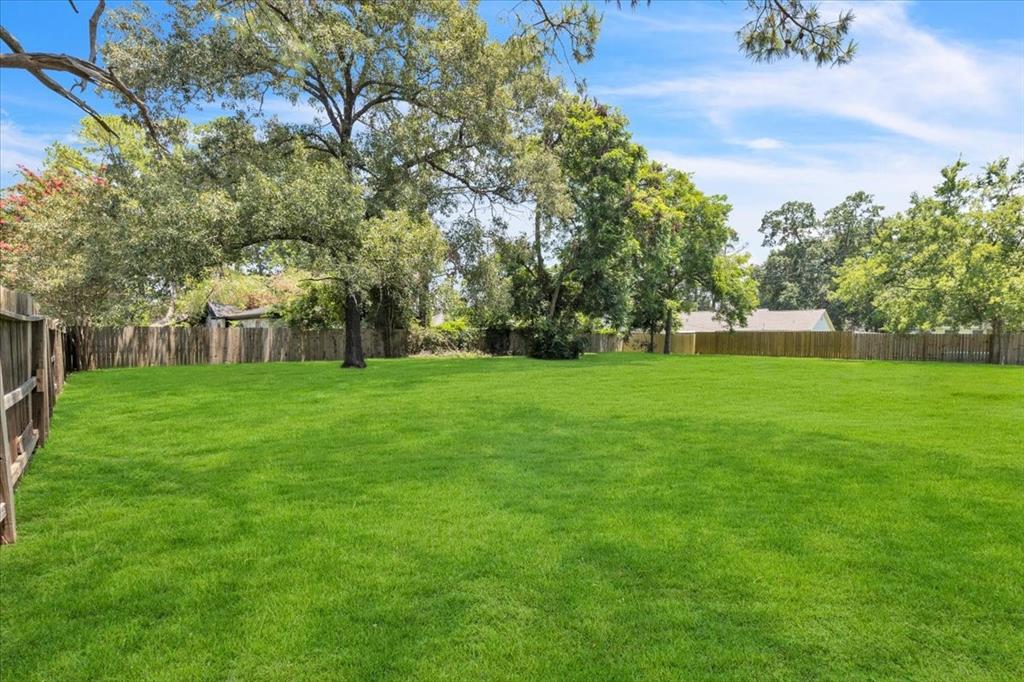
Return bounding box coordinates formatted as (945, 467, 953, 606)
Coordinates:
(679, 308, 835, 332)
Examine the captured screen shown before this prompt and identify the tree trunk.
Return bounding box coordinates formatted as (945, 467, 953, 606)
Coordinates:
(663, 310, 673, 354)
(547, 275, 562, 321)
(989, 317, 1005, 364)
(417, 283, 429, 327)
(648, 325, 656, 353)
(534, 209, 546, 281)
(343, 290, 366, 369)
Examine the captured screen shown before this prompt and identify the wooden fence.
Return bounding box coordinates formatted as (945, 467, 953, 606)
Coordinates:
(1, 287, 65, 543)
(68, 325, 407, 370)
(679, 330, 1023, 364)
(623, 332, 696, 355)
(61, 326, 1024, 371)
(68, 327, 627, 369)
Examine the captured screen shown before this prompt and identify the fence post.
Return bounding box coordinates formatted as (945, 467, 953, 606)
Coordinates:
(0, 358, 16, 544)
(32, 319, 51, 446)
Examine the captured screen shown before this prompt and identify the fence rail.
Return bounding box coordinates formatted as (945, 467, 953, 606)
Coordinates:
(679, 330, 1022, 364)
(69, 326, 407, 370)
(69, 327, 1024, 370)
(1, 287, 65, 543)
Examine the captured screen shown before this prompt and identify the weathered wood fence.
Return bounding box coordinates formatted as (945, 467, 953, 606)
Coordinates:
(68, 326, 407, 370)
(64, 326, 1024, 370)
(1, 287, 66, 543)
(66, 327, 628, 370)
(626, 330, 1024, 364)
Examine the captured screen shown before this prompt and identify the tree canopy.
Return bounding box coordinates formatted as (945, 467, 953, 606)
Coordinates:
(2, 0, 869, 363)
(96, 0, 568, 365)
(755, 192, 884, 330)
(629, 163, 757, 350)
(833, 159, 1024, 334)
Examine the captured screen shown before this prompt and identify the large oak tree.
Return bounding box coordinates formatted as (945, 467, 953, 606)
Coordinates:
(101, 0, 561, 367)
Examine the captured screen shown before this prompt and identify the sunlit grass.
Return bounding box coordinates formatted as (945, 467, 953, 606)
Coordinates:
(2, 354, 1021, 680)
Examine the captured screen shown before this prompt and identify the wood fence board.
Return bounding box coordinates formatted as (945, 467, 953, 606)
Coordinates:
(682, 330, 1023, 365)
(1, 286, 69, 543)
(68, 326, 422, 369)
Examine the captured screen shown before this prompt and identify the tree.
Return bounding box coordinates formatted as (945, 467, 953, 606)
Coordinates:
(737, 0, 856, 66)
(629, 163, 757, 352)
(1, 1, 854, 145)
(756, 201, 828, 313)
(527, 1, 856, 69)
(102, 0, 563, 367)
(278, 211, 447, 351)
(833, 159, 1024, 344)
(510, 97, 645, 331)
(358, 211, 447, 348)
(756, 192, 884, 329)
(0, 1, 164, 144)
(0, 117, 231, 323)
(443, 216, 515, 328)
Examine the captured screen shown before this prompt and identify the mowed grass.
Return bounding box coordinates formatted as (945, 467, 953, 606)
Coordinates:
(1, 354, 1022, 681)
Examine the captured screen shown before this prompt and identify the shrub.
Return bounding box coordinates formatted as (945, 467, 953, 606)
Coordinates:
(407, 319, 482, 354)
(481, 326, 513, 355)
(525, 318, 588, 359)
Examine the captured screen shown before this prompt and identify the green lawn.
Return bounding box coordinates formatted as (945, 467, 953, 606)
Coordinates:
(1, 354, 1022, 680)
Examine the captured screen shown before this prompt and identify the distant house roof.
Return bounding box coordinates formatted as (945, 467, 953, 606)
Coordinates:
(679, 308, 835, 332)
(206, 301, 279, 321)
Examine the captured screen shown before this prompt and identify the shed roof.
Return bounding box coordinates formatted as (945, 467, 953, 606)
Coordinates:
(679, 308, 833, 332)
(206, 301, 279, 320)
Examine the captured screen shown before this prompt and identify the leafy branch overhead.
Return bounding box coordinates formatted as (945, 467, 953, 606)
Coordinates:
(1, 0, 856, 154)
(738, 0, 856, 67)
(526, 0, 856, 69)
(0, 1, 163, 145)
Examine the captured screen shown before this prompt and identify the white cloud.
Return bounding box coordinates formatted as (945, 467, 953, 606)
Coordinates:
(650, 144, 954, 258)
(0, 116, 53, 178)
(258, 97, 322, 124)
(595, 2, 1021, 153)
(590, 1, 1023, 260)
(736, 137, 784, 150)
(605, 9, 735, 35)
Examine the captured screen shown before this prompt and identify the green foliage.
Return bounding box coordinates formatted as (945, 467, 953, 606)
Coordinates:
(103, 0, 560, 215)
(756, 192, 884, 329)
(707, 253, 761, 329)
(555, 99, 647, 326)
(503, 97, 646, 330)
(833, 159, 1024, 332)
(358, 211, 447, 332)
(407, 318, 483, 355)
(234, 152, 364, 259)
(525, 317, 588, 359)
(175, 270, 305, 324)
(1, 116, 232, 323)
(738, 0, 856, 66)
(282, 209, 447, 333)
(629, 162, 757, 336)
(450, 100, 757, 342)
(279, 280, 346, 330)
(444, 216, 515, 327)
(100, 0, 568, 365)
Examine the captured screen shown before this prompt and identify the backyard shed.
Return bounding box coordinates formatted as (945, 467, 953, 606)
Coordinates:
(203, 302, 281, 329)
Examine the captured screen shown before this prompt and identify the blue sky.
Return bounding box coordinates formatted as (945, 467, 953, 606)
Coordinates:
(1, 0, 1022, 259)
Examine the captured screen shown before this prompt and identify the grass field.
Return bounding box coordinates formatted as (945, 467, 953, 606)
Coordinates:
(1, 354, 1021, 680)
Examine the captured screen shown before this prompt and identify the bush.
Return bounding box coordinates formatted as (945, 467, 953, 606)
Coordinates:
(407, 319, 482, 354)
(481, 326, 513, 355)
(525, 318, 588, 359)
